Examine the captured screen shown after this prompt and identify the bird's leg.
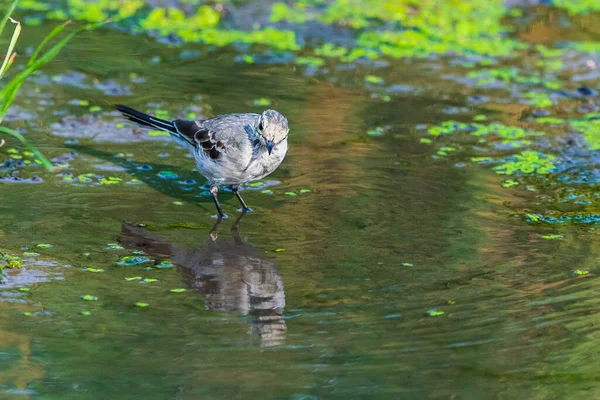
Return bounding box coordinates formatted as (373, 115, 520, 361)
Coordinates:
(231, 184, 251, 211)
(210, 185, 224, 218)
(231, 209, 247, 245)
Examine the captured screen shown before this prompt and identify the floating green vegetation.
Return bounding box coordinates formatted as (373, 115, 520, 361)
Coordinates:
(155, 261, 174, 269)
(574, 270, 589, 275)
(402, 262, 413, 267)
(428, 121, 544, 140)
(295, 56, 324, 67)
(36, 243, 53, 248)
(100, 176, 122, 185)
(466, 68, 562, 89)
(81, 294, 98, 301)
(493, 151, 556, 175)
(427, 309, 445, 317)
(117, 256, 153, 266)
(571, 119, 600, 150)
(135, 302, 149, 308)
(501, 179, 519, 188)
(436, 146, 456, 156)
(272, 0, 525, 59)
(553, 0, 600, 15)
(570, 42, 600, 54)
(284, 192, 297, 196)
(524, 92, 553, 108)
(86, 267, 104, 273)
(106, 243, 124, 251)
(125, 276, 142, 281)
(142, 278, 158, 283)
(367, 127, 385, 137)
(0, 251, 22, 269)
(535, 117, 565, 124)
(261, 189, 273, 194)
(18, 287, 30, 292)
(81, 311, 91, 316)
(172, 201, 183, 206)
(157, 170, 178, 179)
(252, 98, 271, 107)
(541, 234, 564, 239)
(169, 288, 186, 293)
(365, 75, 384, 84)
(274, 248, 285, 252)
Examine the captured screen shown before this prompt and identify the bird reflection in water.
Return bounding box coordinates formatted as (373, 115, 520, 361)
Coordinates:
(117, 214, 286, 347)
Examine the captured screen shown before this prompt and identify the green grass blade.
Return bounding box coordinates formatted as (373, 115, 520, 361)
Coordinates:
(0, 17, 21, 79)
(27, 20, 71, 67)
(0, 126, 54, 171)
(0, 0, 18, 36)
(0, 20, 106, 121)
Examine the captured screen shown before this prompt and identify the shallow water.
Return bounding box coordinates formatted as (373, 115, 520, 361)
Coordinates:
(3, 3, 600, 399)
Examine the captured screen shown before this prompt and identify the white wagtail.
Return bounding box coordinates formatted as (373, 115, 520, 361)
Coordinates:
(115, 104, 289, 217)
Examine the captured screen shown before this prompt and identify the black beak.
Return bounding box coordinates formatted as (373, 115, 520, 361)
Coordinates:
(267, 141, 274, 155)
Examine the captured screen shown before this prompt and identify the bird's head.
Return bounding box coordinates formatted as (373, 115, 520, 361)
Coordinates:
(255, 109, 289, 155)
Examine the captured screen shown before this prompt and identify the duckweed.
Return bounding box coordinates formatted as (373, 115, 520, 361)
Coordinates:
(1, 252, 22, 269)
(493, 151, 557, 175)
(117, 256, 153, 266)
(427, 309, 445, 316)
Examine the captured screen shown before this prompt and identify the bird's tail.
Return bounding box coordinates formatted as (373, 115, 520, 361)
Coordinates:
(115, 104, 177, 134)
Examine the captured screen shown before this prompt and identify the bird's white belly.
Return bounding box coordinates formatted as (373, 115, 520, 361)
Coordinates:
(194, 143, 287, 186)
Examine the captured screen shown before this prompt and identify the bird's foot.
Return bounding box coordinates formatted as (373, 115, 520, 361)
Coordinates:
(237, 207, 252, 213)
(211, 214, 229, 219)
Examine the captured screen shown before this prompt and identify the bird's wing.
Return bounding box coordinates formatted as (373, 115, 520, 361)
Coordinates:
(173, 114, 259, 161)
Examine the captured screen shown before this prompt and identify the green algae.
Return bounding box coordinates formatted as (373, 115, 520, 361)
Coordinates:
(81, 294, 98, 301)
(169, 288, 186, 293)
(135, 302, 149, 307)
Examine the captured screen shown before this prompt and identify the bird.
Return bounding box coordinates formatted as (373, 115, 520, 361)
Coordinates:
(115, 104, 290, 217)
(117, 216, 287, 347)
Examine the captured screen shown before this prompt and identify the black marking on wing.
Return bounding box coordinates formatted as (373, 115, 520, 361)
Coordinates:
(173, 119, 204, 146)
(173, 119, 228, 161)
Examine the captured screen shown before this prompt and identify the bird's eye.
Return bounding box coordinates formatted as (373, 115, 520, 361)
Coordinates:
(258, 120, 264, 131)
